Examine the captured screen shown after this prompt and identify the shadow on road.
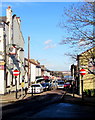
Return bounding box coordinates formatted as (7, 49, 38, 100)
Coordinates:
(2, 91, 63, 120)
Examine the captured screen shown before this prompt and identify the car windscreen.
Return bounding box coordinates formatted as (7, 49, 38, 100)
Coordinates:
(45, 83, 50, 86)
(58, 82, 64, 84)
(32, 85, 40, 87)
(41, 84, 46, 87)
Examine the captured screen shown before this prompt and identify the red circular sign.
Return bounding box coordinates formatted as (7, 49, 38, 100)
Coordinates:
(13, 69, 20, 76)
(80, 69, 86, 75)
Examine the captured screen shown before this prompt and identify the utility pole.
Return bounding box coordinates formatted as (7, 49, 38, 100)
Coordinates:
(28, 36, 30, 87)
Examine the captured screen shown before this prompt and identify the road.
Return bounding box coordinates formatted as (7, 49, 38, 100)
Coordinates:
(31, 102, 95, 119)
(1, 89, 95, 120)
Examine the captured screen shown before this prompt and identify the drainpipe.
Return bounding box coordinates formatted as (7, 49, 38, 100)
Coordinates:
(3, 23, 7, 93)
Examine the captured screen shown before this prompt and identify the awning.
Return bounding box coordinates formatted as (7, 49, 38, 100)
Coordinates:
(43, 76, 49, 80)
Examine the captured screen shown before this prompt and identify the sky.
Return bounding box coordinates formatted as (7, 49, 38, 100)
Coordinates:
(1, 0, 92, 71)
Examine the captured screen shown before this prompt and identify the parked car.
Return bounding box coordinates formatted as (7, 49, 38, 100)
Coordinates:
(52, 80, 58, 89)
(41, 82, 53, 91)
(57, 81, 64, 89)
(48, 83, 54, 90)
(27, 83, 43, 94)
(41, 83, 47, 91)
(64, 82, 71, 88)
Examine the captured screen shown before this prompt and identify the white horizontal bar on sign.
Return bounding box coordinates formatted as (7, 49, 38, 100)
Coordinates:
(13, 72, 19, 74)
(80, 71, 86, 73)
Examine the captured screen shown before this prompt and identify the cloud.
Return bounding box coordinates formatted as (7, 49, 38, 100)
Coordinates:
(44, 40, 56, 49)
(44, 40, 52, 45)
(44, 44, 56, 49)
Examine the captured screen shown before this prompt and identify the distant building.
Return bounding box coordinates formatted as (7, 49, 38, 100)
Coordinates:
(62, 71, 71, 76)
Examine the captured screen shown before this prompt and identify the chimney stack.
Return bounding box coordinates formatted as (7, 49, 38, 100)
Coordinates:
(16, 17, 21, 25)
(6, 6, 12, 23)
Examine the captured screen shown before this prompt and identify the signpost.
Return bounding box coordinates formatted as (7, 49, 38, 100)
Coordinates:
(13, 69, 20, 99)
(80, 69, 86, 100)
(80, 69, 86, 76)
(13, 69, 20, 76)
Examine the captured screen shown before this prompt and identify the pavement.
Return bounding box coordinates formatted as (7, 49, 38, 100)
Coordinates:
(63, 92, 95, 106)
(0, 90, 64, 105)
(0, 90, 95, 106)
(0, 91, 32, 105)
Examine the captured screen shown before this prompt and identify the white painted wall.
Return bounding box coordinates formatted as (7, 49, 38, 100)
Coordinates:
(0, 70, 4, 94)
(0, 26, 5, 94)
(0, 6, 26, 94)
(30, 63, 36, 83)
(36, 67, 41, 77)
(0, 28, 4, 56)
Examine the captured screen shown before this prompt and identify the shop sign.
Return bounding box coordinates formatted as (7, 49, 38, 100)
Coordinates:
(0, 65, 4, 70)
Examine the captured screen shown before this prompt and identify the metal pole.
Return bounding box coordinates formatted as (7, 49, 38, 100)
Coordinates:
(72, 84, 74, 97)
(72, 65, 75, 97)
(81, 75, 84, 100)
(15, 76, 18, 99)
(32, 86, 33, 96)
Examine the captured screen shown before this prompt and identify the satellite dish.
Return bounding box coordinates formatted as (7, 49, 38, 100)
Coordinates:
(6, 63, 14, 70)
(6, 44, 17, 55)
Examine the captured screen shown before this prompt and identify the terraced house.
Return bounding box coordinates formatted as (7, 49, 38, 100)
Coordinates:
(0, 6, 26, 94)
(77, 46, 95, 96)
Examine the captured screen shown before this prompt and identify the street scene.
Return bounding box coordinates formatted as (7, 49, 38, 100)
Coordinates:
(0, 0, 95, 120)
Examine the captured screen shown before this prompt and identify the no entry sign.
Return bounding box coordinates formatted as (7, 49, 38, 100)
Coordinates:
(80, 69, 86, 75)
(13, 69, 20, 76)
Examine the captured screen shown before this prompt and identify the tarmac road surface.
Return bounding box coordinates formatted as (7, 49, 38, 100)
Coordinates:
(1, 89, 95, 120)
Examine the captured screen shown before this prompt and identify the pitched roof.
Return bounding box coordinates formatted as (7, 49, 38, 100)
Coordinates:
(0, 16, 6, 22)
(79, 46, 95, 56)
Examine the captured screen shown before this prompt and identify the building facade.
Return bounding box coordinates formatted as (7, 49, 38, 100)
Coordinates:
(0, 6, 26, 94)
(77, 47, 95, 95)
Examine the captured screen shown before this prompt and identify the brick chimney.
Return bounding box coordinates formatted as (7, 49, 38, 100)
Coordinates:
(6, 6, 12, 44)
(16, 17, 21, 25)
(6, 6, 12, 23)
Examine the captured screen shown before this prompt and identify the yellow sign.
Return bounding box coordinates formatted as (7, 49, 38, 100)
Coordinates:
(21, 82, 25, 88)
(0, 62, 5, 65)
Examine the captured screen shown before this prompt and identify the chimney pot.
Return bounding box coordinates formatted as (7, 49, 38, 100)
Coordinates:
(8, 6, 11, 9)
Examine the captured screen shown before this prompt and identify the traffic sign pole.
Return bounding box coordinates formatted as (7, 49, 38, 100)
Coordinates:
(81, 78, 84, 100)
(13, 69, 20, 99)
(80, 69, 86, 100)
(15, 76, 18, 99)
(13, 69, 20, 76)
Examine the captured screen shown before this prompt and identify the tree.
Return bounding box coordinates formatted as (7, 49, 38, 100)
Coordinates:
(77, 46, 95, 75)
(59, 2, 95, 74)
(59, 2, 95, 48)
